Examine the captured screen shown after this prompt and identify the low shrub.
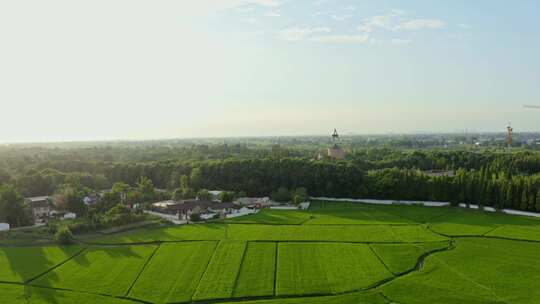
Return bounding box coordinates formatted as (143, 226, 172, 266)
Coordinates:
(55, 226, 75, 245)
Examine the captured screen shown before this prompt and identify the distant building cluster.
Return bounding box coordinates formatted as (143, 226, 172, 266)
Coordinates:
(150, 195, 276, 222)
(24, 194, 100, 224)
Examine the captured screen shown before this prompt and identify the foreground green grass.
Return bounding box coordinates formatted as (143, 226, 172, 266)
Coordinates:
(277, 243, 392, 296)
(382, 238, 540, 304)
(371, 242, 450, 275)
(95, 223, 446, 244)
(0, 284, 134, 304)
(31, 245, 156, 296)
(128, 241, 217, 303)
(0, 245, 82, 282)
(223, 209, 313, 225)
(223, 291, 389, 304)
(193, 241, 247, 300)
(228, 224, 445, 242)
(234, 242, 276, 298)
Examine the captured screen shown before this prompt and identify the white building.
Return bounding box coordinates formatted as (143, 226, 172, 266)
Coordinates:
(208, 190, 223, 201)
(63, 212, 77, 219)
(0, 223, 9, 231)
(26, 196, 52, 220)
(235, 197, 273, 207)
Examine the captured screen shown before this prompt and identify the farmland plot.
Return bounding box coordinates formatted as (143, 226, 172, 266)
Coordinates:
(370, 242, 449, 274)
(223, 290, 389, 304)
(193, 241, 247, 300)
(31, 245, 156, 296)
(0, 245, 82, 282)
(486, 224, 540, 241)
(276, 243, 392, 296)
(382, 238, 540, 304)
(0, 284, 135, 304)
(128, 241, 217, 303)
(97, 224, 227, 244)
(233, 242, 276, 298)
(224, 209, 313, 225)
(306, 202, 412, 225)
(426, 210, 528, 236)
(228, 224, 445, 242)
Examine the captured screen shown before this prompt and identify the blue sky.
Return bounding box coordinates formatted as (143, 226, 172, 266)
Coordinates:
(0, 0, 539, 142)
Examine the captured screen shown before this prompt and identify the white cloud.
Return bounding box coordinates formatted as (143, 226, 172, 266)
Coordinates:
(396, 19, 446, 30)
(245, 0, 282, 7)
(341, 5, 356, 11)
(310, 34, 370, 44)
(458, 23, 471, 30)
(265, 11, 281, 17)
(235, 7, 255, 13)
(331, 14, 352, 21)
(358, 11, 445, 33)
(279, 26, 331, 41)
(391, 39, 412, 45)
(357, 10, 404, 33)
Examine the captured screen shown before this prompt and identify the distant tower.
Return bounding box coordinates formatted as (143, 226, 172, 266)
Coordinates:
(327, 129, 345, 159)
(507, 123, 514, 149)
(332, 129, 339, 141)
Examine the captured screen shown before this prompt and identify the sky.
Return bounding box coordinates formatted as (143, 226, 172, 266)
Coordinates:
(1, 0, 539, 143)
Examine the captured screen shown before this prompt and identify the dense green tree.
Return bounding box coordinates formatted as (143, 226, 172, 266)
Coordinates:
(536, 188, 540, 212)
(197, 189, 212, 201)
(190, 168, 202, 190)
(292, 187, 308, 205)
(55, 184, 87, 216)
(137, 177, 155, 203)
(0, 185, 32, 227)
(272, 187, 290, 203)
(219, 191, 235, 203)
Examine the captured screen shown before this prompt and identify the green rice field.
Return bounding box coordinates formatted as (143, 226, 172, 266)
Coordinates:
(2, 200, 540, 303)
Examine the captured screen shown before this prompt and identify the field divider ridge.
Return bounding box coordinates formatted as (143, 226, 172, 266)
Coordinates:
(230, 241, 249, 297)
(20, 281, 153, 304)
(367, 244, 394, 276)
(191, 240, 221, 302)
(25, 246, 88, 284)
(273, 242, 279, 297)
(125, 242, 162, 297)
(481, 225, 503, 236)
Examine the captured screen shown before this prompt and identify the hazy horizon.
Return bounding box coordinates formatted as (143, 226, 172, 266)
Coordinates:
(1, 0, 539, 143)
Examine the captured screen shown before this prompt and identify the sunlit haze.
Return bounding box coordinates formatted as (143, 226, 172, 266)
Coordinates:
(1, 0, 539, 143)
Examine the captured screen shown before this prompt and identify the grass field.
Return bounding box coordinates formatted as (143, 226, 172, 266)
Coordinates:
(277, 242, 392, 296)
(0, 284, 135, 304)
(193, 241, 247, 300)
(382, 238, 540, 304)
(0, 245, 82, 282)
(31, 245, 156, 296)
(128, 241, 217, 303)
(233, 242, 276, 298)
(223, 209, 313, 225)
(370, 241, 450, 275)
(227, 224, 446, 242)
(2, 201, 540, 303)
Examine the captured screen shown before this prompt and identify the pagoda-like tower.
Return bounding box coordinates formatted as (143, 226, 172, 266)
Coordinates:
(328, 129, 345, 159)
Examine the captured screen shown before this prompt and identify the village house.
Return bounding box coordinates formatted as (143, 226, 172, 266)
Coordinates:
(152, 199, 238, 220)
(83, 193, 100, 206)
(26, 196, 52, 221)
(234, 197, 273, 208)
(208, 190, 223, 201)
